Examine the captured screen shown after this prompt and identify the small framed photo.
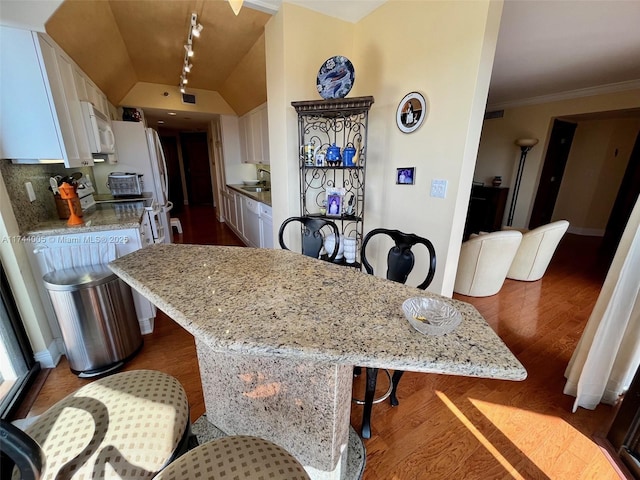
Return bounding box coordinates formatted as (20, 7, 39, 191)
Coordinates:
(396, 92, 427, 133)
(396, 167, 415, 185)
(326, 187, 345, 216)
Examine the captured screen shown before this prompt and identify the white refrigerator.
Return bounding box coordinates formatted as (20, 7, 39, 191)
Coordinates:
(96, 121, 173, 243)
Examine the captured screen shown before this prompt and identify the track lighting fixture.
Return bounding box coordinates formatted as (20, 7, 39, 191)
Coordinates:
(179, 12, 202, 93)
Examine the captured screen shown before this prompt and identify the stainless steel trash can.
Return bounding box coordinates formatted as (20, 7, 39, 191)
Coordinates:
(43, 265, 143, 378)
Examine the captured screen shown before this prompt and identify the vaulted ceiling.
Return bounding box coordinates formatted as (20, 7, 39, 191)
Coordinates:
(45, 0, 271, 116)
(35, 0, 640, 127)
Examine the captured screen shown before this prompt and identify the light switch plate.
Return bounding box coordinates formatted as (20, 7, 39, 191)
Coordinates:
(25, 182, 36, 202)
(430, 179, 448, 198)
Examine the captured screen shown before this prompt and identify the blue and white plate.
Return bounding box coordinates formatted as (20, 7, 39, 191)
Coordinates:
(316, 56, 355, 99)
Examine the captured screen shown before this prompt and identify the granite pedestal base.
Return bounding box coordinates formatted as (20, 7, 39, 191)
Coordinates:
(196, 339, 355, 480)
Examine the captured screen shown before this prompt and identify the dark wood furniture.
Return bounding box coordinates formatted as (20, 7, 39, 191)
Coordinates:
(464, 185, 509, 239)
(278, 216, 340, 262)
(357, 228, 437, 439)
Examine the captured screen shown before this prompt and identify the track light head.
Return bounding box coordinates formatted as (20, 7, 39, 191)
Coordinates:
(184, 44, 193, 57)
(192, 23, 203, 37)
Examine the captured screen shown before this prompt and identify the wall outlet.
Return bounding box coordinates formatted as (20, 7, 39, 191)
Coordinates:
(430, 179, 448, 198)
(25, 182, 36, 202)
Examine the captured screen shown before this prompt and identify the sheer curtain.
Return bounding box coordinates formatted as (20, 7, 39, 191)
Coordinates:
(564, 196, 640, 412)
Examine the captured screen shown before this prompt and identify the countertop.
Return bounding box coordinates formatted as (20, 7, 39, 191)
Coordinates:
(21, 201, 147, 236)
(227, 184, 272, 207)
(109, 244, 527, 381)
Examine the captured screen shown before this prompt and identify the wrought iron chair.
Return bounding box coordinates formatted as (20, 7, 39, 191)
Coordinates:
(356, 228, 437, 438)
(278, 216, 341, 261)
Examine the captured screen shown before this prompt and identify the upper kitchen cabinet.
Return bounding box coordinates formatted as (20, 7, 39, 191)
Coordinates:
(0, 27, 94, 167)
(239, 103, 269, 164)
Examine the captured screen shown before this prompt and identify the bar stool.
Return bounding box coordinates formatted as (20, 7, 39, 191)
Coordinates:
(170, 218, 183, 234)
(1, 370, 191, 480)
(152, 435, 310, 480)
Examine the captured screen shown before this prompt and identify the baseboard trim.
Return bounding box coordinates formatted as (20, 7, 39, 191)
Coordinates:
(568, 226, 605, 237)
(33, 339, 63, 368)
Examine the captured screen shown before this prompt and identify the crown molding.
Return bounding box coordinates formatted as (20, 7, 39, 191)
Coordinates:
(487, 79, 640, 111)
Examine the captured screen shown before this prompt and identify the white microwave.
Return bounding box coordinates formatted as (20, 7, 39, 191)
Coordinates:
(80, 101, 116, 155)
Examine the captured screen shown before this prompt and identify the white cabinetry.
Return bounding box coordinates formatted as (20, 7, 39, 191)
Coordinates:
(223, 189, 244, 240)
(242, 197, 261, 248)
(239, 103, 269, 164)
(260, 203, 273, 249)
(0, 27, 95, 167)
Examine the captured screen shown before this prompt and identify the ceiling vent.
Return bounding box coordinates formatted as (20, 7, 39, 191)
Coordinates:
(182, 93, 196, 105)
(484, 109, 504, 120)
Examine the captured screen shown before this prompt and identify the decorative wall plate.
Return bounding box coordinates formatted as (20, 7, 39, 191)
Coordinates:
(316, 56, 355, 99)
(396, 92, 427, 133)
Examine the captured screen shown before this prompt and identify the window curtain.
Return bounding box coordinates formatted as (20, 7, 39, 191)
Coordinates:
(564, 196, 640, 412)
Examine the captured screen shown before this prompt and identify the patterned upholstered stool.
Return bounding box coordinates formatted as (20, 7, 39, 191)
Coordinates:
(4, 370, 191, 480)
(153, 435, 310, 480)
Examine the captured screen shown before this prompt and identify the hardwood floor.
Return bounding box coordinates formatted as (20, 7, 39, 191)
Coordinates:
(19, 207, 622, 479)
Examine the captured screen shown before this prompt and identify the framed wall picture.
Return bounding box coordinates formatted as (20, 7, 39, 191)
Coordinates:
(396, 167, 415, 185)
(326, 187, 345, 216)
(396, 92, 427, 133)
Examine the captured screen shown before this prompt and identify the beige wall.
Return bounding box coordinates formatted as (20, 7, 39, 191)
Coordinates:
(266, 1, 501, 296)
(0, 169, 54, 357)
(266, 3, 355, 255)
(553, 117, 640, 234)
(476, 89, 640, 229)
(120, 82, 237, 115)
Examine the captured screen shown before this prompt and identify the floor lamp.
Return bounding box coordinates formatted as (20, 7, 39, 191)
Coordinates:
(506, 138, 538, 226)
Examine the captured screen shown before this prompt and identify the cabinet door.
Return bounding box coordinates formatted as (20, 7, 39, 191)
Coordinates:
(37, 33, 93, 167)
(0, 26, 64, 160)
(240, 114, 255, 163)
(260, 105, 270, 164)
(250, 111, 262, 164)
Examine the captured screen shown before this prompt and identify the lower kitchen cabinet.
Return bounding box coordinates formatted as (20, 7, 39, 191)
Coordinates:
(242, 197, 261, 248)
(260, 204, 273, 249)
(223, 188, 272, 249)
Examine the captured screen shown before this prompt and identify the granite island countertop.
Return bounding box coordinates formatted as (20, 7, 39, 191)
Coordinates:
(109, 244, 527, 381)
(21, 201, 147, 236)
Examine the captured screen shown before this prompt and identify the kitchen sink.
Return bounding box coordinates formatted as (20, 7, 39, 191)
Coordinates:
(241, 186, 270, 193)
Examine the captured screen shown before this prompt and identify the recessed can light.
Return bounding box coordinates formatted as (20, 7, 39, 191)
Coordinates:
(168, 112, 177, 116)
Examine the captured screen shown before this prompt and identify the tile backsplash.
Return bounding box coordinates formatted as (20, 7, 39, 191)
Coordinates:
(0, 160, 93, 233)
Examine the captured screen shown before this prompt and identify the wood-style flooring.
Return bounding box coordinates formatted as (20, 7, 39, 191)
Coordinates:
(19, 206, 622, 479)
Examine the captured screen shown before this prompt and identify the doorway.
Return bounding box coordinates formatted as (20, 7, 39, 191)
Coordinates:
(159, 135, 185, 214)
(529, 119, 577, 229)
(181, 132, 214, 206)
(601, 130, 640, 258)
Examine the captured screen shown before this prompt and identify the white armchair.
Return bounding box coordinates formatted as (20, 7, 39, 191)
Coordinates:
(454, 230, 523, 297)
(507, 220, 569, 281)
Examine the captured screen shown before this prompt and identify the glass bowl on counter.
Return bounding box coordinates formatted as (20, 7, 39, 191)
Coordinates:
(402, 297, 462, 336)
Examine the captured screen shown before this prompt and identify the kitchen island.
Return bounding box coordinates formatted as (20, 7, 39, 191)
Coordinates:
(109, 244, 526, 480)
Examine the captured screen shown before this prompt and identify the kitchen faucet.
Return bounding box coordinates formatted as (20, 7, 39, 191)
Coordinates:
(257, 168, 271, 186)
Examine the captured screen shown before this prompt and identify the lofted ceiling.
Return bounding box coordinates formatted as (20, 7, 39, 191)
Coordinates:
(31, 0, 640, 128)
(45, 0, 271, 120)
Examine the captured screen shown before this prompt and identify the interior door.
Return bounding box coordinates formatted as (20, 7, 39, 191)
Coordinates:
(181, 132, 213, 206)
(601, 129, 640, 258)
(529, 119, 577, 229)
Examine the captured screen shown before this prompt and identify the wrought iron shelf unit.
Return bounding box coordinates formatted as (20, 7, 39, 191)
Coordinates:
(292, 96, 374, 267)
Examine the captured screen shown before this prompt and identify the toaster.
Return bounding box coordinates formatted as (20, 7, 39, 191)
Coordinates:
(107, 172, 144, 197)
